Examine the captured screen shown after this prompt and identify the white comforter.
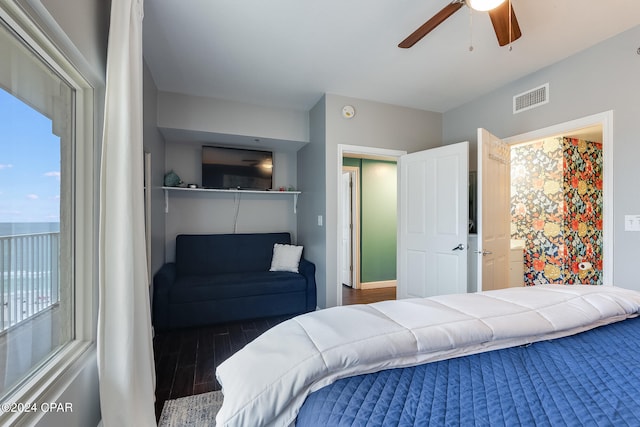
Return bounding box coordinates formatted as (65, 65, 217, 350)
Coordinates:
(215, 285, 640, 427)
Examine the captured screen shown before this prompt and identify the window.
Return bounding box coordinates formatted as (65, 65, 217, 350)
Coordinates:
(0, 6, 94, 422)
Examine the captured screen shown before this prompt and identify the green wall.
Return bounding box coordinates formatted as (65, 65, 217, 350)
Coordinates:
(343, 157, 397, 283)
(343, 157, 361, 168)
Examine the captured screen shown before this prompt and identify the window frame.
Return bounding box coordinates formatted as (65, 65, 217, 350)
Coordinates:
(0, 3, 97, 425)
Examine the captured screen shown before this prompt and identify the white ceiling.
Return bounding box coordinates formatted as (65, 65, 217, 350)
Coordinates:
(143, 0, 640, 114)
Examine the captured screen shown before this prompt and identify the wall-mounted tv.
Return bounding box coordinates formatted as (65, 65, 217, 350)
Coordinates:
(202, 146, 273, 190)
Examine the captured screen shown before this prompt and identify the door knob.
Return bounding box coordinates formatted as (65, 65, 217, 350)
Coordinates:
(452, 244, 465, 251)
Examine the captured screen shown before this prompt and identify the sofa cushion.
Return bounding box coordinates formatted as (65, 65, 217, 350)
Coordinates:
(270, 244, 303, 273)
(171, 271, 307, 303)
(175, 232, 291, 276)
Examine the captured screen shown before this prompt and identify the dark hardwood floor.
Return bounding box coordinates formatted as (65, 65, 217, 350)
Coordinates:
(153, 314, 295, 420)
(153, 287, 396, 420)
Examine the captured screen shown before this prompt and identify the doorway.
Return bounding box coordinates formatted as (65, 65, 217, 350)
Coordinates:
(504, 111, 612, 286)
(510, 127, 604, 286)
(341, 156, 398, 304)
(341, 166, 359, 289)
(336, 145, 406, 306)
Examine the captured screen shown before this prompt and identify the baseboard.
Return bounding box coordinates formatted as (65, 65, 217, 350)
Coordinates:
(360, 280, 397, 290)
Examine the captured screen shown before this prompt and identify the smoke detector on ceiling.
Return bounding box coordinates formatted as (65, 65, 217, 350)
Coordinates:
(342, 105, 355, 119)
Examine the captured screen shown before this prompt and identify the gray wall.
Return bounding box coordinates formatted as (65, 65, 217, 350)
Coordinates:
(299, 94, 442, 308)
(443, 25, 640, 292)
(297, 96, 327, 307)
(163, 141, 299, 262)
(40, 0, 107, 73)
(157, 91, 309, 146)
(143, 62, 166, 276)
(153, 91, 305, 262)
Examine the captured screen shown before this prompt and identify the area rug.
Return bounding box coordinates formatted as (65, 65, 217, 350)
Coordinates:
(158, 391, 223, 427)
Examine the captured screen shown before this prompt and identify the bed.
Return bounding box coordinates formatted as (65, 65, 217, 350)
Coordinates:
(296, 317, 640, 426)
(215, 285, 640, 426)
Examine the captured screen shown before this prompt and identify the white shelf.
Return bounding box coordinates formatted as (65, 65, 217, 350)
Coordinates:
(162, 186, 301, 213)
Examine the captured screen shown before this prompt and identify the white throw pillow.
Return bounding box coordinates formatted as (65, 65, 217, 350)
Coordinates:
(270, 243, 303, 273)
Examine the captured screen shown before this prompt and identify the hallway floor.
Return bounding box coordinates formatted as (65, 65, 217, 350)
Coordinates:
(342, 285, 396, 305)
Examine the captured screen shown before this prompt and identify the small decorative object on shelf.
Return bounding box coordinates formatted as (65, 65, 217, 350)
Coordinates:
(163, 170, 183, 187)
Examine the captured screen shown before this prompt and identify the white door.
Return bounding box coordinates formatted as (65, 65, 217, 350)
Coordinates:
(341, 172, 352, 287)
(477, 128, 511, 291)
(398, 142, 469, 299)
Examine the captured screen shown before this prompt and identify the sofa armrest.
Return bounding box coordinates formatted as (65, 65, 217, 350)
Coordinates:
(298, 258, 317, 311)
(153, 263, 176, 331)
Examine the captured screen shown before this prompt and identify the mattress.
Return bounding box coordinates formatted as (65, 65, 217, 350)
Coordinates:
(296, 316, 640, 426)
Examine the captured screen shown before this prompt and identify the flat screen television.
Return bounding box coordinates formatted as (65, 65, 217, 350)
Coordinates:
(202, 146, 273, 190)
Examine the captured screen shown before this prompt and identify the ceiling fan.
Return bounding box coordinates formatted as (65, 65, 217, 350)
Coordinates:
(398, 0, 521, 48)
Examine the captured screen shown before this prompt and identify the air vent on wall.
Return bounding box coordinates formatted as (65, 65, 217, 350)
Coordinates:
(513, 83, 549, 114)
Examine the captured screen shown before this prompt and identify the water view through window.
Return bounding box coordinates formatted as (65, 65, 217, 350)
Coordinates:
(0, 78, 71, 396)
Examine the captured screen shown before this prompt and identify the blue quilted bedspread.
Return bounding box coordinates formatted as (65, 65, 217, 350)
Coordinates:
(296, 317, 640, 426)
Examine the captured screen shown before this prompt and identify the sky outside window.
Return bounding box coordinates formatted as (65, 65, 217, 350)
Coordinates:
(0, 88, 61, 224)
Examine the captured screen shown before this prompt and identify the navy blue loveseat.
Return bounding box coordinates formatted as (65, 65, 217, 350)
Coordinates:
(153, 232, 316, 331)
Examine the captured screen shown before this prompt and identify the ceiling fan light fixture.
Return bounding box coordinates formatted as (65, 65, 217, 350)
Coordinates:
(465, 0, 506, 12)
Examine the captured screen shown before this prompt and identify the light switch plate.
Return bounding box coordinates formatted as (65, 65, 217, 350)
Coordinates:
(624, 215, 640, 231)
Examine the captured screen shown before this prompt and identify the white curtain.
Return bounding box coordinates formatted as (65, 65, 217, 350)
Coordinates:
(97, 0, 156, 425)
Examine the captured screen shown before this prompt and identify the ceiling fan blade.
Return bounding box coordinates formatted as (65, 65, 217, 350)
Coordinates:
(398, 2, 464, 49)
(488, 1, 522, 47)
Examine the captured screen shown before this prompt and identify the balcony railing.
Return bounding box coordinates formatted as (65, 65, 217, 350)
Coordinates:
(0, 232, 59, 332)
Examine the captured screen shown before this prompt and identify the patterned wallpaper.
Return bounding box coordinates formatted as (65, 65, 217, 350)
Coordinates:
(510, 137, 603, 286)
